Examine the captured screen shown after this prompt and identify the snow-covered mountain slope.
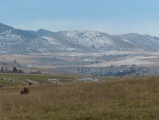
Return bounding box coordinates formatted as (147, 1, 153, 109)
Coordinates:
(118, 33, 159, 51)
(45, 31, 159, 52)
(0, 23, 38, 41)
(0, 22, 159, 54)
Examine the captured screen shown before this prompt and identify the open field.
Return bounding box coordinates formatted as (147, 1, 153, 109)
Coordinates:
(0, 73, 77, 87)
(1, 51, 159, 68)
(0, 74, 159, 119)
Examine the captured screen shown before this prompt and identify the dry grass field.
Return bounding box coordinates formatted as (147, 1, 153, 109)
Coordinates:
(0, 74, 159, 119)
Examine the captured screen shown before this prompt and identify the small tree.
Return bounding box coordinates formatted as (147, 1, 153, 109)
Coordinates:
(1, 67, 4, 73)
(19, 69, 24, 73)
(13, 67, 18, 73)
(13, 60, 17, 64)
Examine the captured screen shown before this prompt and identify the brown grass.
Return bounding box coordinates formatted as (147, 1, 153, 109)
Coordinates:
(0, 76, 159, 119)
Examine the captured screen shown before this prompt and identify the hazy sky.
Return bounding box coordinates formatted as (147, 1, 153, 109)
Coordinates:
(1, 0, 159, 36)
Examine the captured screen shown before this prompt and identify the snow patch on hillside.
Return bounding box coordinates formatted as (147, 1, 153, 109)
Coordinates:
(43, 37, 60, 45)
(60, 31, 113, 48)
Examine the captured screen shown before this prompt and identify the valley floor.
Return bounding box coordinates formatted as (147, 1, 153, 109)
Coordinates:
(1, 51, 159, 67)
(1, 51, 159, 76)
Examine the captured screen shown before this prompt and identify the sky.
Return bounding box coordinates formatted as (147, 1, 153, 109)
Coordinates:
(0, 0, 159, 36)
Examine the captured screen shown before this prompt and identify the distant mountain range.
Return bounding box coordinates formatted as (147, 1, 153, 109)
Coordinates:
(0, 22, 159, 54)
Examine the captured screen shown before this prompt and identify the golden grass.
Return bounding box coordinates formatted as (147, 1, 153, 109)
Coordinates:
(0, 76, 159, 119)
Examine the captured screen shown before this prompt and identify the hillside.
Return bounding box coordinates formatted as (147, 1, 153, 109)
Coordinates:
(0, 22, 159, 54)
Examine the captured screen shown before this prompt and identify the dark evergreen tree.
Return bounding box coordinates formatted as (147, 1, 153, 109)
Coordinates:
(13, 67, 18, 73)
(1, 67, 4, 73)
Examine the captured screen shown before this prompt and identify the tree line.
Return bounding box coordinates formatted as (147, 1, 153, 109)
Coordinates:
(0, 67, 24, 73)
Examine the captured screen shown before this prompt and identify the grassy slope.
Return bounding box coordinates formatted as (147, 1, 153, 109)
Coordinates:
(0, 75, 159, 119)
(0, 73, 75, 86)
